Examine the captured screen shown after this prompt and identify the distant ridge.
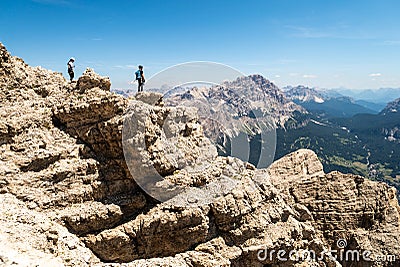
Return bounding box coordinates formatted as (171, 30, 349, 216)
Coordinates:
(284, 85, 378, 118)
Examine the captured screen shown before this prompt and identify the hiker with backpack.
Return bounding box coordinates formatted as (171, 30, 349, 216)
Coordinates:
(67, 57, 75, 82)
(135, 65, 145, 92)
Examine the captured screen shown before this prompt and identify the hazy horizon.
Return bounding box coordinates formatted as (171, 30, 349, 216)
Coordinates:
(1, 0, 400, 90)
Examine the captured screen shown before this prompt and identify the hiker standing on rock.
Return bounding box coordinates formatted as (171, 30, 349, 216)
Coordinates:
(67, 57, 75, 82)
(135, 65, 145, 92)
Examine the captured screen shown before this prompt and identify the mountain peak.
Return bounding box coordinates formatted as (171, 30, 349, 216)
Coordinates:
(247, 73, 272, 83)
(2, 43, 400, 266)
(285, 85, 326, 103)
(381, 97, 400, 115)
(235, 74, 278, 90)
(0, 42, 11, 62)
(166, 74, 308, 130)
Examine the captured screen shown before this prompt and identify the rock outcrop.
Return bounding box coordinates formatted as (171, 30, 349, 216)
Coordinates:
(284, 85, 326, 103)
(1, 42, 400, 267)
(269, 150, 400, 265)
(77, 68, 111, 93)
(166, 74, 309, 130)
(380, 98, 400, 115)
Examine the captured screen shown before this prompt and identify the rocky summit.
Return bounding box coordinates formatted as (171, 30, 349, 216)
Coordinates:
(381, 98, 400, 115)
(166, 74, 309, 130)
(0, 42, 400, 267)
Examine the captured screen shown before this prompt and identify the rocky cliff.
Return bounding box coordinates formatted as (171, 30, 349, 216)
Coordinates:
(163, 76, 310, 167)
(381, 98, 400, 115)
(1, 43, 400, 267)
(284, 85, 326, 104)
(166, 75, 309, 130)
(379, 99, 400, 142)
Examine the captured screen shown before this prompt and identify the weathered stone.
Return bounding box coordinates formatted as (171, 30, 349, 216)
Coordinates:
(0, 193, 99, 267)
(1, 42, 399, 267)
(268, 149, 400, 266)
(60, 202, 124, 235)
(77, 68, 111, 93)
(84, 206, 211, 262)
(134, 91, 164, 106)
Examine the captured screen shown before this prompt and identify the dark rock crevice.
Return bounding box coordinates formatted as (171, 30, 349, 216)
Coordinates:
(1, 42, 400, 266)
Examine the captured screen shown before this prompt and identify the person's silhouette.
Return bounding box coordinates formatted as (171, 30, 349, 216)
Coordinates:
(135, 65, 145, 92)
(67, 58, 75, 82)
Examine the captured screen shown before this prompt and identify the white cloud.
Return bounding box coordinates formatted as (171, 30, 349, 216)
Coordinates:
(112, 65, 137, 70)
(285, 26, 331, 39)
(289, 73, 299, 77)
(369, 73, 382, 77)
(303, 74, 317, 78)
(285, 25, 374, 40)
(382, 40, 400, 46)
(275, 75, 281, 78)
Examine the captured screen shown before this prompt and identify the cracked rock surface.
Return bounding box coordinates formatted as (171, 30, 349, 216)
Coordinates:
(1, 42, 400, 266)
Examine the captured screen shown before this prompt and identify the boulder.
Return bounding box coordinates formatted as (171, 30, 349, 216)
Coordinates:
(1, 42, 399, 267)
(77, 68, 111, 93)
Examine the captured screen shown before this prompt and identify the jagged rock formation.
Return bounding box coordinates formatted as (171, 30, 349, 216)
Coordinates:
(283, 85, 378, 118)
(378, 99, 400, 142)
(269, 151, 400, 263)
(163, 76, 310, 168)
(77, 68, 111, 93)
(380, 98, 400, 115)
(166, 75, 309, 130)
(221, 75, 306, 127)
(284, 85, 326, 104)
(1, 42, 400, 267)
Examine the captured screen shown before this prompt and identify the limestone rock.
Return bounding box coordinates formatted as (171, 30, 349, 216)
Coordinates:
(268, 149, 400, 265)
(134, 91, 164, 106)
(0, 42, 66, 97)
(77, 68, 111, 93)
(84, 206, 211, 262)
(53, 87, 127, 159)
(122, 98, 218, 200)
(0, 43, 148, 266)
(1, 42, 399, 267)
(53, 88, 127, 128)
(59, 202, 124, 235)
(0, 193, 99, 266)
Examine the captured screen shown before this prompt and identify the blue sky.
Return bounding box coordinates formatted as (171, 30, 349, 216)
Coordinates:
(1, 0, 399, 89)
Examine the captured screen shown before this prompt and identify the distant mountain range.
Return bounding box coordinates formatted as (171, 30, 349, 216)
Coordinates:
(284, 86, 379, 118)
(162, 75, 309, 167)
(381, 98, 400, 115)
(112, 88, 136, 97)
(166, 79, 400, 198)
(114, 83, 400, 114)
(268, 83, 400, 188)
(113, 77, 400, 197)
(283, 85, 379, 117)
(353, 100, 386, 113)
(165, 75, 311, 128)
(334, 87, 400, 104)
(280, 86, 400, 197)
(283, 85, 400, 114)
(283, 85, 326, 103)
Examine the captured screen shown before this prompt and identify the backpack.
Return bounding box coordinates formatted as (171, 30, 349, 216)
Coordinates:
(67, 61, 74, 72)
(135, 70, 141, 80)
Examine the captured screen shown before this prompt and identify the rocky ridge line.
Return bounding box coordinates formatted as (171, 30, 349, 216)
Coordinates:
(0, 42, 399, 266)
